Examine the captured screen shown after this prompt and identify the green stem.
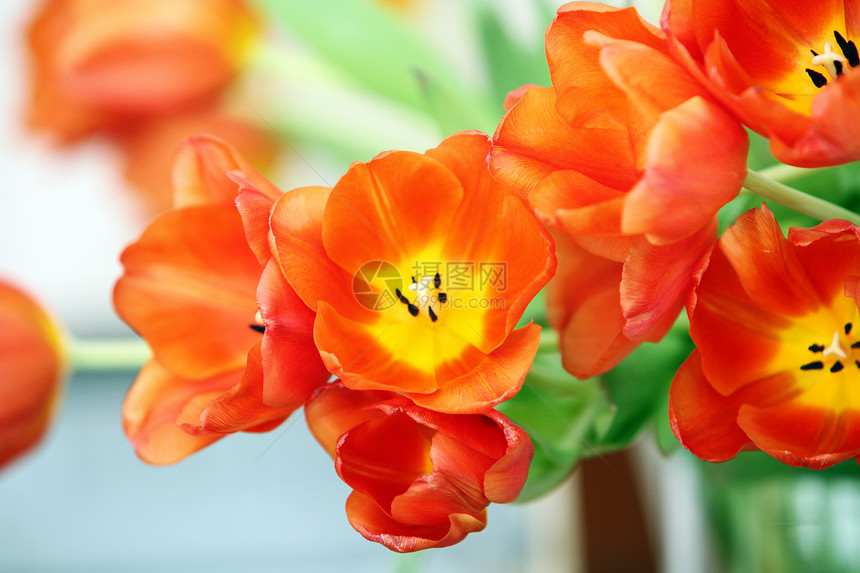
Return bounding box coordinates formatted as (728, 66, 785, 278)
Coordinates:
(69, 338, 150, 372)
(743, 169, 860, 224)
(756, 163, 824, 185)
(537, 328, 559, 354)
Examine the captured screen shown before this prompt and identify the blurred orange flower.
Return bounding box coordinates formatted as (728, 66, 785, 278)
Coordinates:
(117, 108, 278, 216)
(491, 2, 747, 378)
(27, 0, 258, 141)
(305, 382, 533, 552)
(115, 135, 328, 464)
(663, 0, 860, 166)
(671, 207, 860, 469)
(0, 279, 65, 469)
(271, 132, 555, 414)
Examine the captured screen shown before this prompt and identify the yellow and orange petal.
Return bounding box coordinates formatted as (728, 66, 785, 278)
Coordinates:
(0, 279, 66, 469)
(273, 132, 555, 414)
(305, 383, 532, 552)
(26, 0, 258, 142)
(672, 206, 860, 469)
(663, 0, 860, 166)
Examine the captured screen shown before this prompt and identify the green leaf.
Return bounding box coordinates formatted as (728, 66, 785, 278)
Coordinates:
(251, 0, 496, 133)
(498, 350, 612, 502)
(595, 325, 694, 452)
(475, 3, 550, 106)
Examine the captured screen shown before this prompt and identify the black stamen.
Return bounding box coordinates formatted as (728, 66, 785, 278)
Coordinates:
(250, 324, 265, 334)
(407, 303, 419, 317)
(801, 361, 825, 371)
(811, 49, 819, 56)
(434, 272, 441, 289)
(428, 307, 438, 322)
(411, 276, 417, 284)
(809, 344, 825, 353)
(853, 341, 860, 349)
(834, 60, 844, 76)
(438, 292, 448, 304)
(846, 323, 854, 335)
(855, 360, 860, 369)
(831, 361, 845, 373)
(806, 68, 828, 88)
(395, 288, 410, 304)
(835, 31, 860, 67)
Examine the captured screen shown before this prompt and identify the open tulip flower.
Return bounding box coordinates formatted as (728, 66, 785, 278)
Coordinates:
(0, 280, 66, 470)
(663, 0, 860, 167)
(115, 135, 329, 464)
(305, 382, 533, 552)
(671, 206, 860, 469)
(271, 132, 556, 414)
(491, 2, 748, 378)
(27, 0, 258, 141)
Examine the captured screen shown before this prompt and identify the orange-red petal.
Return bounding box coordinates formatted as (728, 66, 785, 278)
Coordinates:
(122, 360, 230, 465)
(669, 350, 754, 462)
(256, 259, 330, 408)
(114, 204, 262, 380)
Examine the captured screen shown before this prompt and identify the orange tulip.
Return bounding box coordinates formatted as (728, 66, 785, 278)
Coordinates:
(0, 279, 65, 469)
(491, 2, 747, 378)
(271, 132, 555, 414)
(26, 0, 258, 142)
(670, 207, 860, 469)
(663, 0, 860, 167)
(305, 382, 533, 552)
(115, 135, 329, 464)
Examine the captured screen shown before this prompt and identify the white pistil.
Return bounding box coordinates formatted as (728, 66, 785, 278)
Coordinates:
(812, 42, 848, 81)
(408, 276, 433, 309)
(822, 331, 848, 359)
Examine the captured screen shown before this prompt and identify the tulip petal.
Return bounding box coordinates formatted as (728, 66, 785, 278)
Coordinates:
(669, 351, 754, 462)
(738, 400, 860, 469)
(547, 231, 637, 378)
(426, 132, 557, 339)
(114, 204, 262, 379)
(122, 360, 229, 465)
(621, 219, 717, 341)
(256, 259, 330, 408)
(621, 97, 748, 244)
(322, 150, 464, 275)
(305, 383, 390, 457)
(548, 3, 665, 128)
(171, 134, 281, 208)
(406, 323, 541, 414)
(187, 342, 295, 435)
(345, 491, 486, 553)
(270, 186, 367, 319)
(491, 86, 637, 194)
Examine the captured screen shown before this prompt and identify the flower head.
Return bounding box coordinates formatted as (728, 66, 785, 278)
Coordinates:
(663, 0, 860, 166)
(271, 132, 555, 413)
(671, 206, 860, 469)
(27, 0, 258, 141)
(305, 382, 533, 552)
(491, 2, 747, 378)
(0, 279, 65, 469)
(115, 135, 328, 464)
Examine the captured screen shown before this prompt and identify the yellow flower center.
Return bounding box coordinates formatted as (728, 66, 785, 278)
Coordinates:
(800, 323, 858, 374)
(805, 31, 859, 88)
(395, 273, 447, 323)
